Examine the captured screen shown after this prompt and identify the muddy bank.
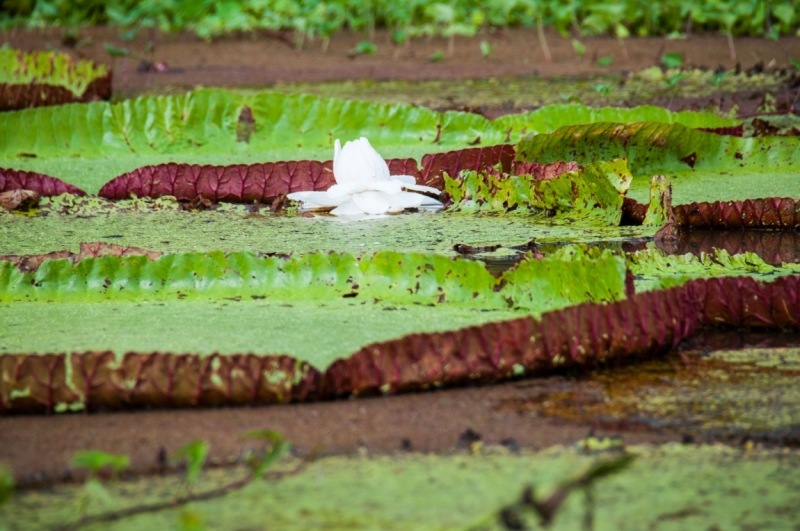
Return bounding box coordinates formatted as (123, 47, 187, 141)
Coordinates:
(5, 27, 800, 90)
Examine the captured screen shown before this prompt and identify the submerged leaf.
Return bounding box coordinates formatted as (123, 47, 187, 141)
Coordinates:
(444, 159, 632, 226)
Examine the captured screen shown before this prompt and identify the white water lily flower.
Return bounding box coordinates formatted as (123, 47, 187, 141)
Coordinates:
(287, 137, 442, 216)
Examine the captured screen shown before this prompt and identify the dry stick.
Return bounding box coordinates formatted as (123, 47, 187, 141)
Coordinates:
(537, 16, 552, 62)
(54, 453, 316, 531)
(727, 28, 737, 61)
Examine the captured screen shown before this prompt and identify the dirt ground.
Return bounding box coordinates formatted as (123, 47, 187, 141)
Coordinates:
(0, 372, 676, 484)
(6, 27, 800, 90)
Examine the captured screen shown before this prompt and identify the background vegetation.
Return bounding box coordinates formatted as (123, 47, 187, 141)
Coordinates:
(1, 0, 799, 46)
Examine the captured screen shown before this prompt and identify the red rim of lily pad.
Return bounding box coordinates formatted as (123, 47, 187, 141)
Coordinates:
(0, 72, 112, 112)
(2, 273, 799, 414)
(97, 145, 517, 202)
(0, 168, 87, 197)
(623, 196, 800, 229)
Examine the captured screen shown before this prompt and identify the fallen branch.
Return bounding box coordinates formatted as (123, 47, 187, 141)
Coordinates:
(54, 450, 317, 531)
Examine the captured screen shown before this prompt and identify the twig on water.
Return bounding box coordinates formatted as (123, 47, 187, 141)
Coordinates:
(54, 450, 317, 531)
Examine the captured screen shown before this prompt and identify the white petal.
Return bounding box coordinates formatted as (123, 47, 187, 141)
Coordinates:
(333, 139, 344, 184)
(403, 183, 441, 195)
(382, 191, 425, 211)
(390, 174, 417, 185)
(420, 196, 443, 207)
(352, 191, 391, 215)
(367, 180, 404, 194)
(287, 191, 350, 208)
(327, 182, 365, 198)
(330, 199, 365, 216)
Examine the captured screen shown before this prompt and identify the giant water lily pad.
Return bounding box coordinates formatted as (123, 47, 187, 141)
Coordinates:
(516, 122, 800, 205)
(0, 89, 738, 194)
(445, 159, 631, 227)
(0, 49, 111, 110)
(628, 248, 800, 291)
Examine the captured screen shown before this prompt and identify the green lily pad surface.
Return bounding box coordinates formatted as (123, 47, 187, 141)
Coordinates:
(628, 248, 800, 291)
(0, 89, 735, 194)
(0, 249, 626, 367)
(0, 299, 520, 369)
(4, 444, 800, 531)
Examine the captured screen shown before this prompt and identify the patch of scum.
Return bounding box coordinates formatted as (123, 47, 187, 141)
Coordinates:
(3, 444, 800, 531)
(0, 209, 656, 257)
(497, 341, 800, 436)
(203, 68, 788, 113)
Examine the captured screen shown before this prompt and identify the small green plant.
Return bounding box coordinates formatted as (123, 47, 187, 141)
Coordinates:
(244, 430, 290, 479)
(591, 83, 612, 96)
(429, 50, 445, 62)
(665, 72, 688, 87)
(661, 52, 683, 69)
(0, 465, 13, 507)
(71, 450, 130, 518)
(479, 40, 494, 58)
(572, 39, 586, 57)
(348, 41, 377, 57)
(595, 55, 613, 67)
(790, 58, 800, 70)
(174, 439, 210, 490)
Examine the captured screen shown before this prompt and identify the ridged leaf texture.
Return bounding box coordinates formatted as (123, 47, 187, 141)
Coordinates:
(0, 249, 627, 314)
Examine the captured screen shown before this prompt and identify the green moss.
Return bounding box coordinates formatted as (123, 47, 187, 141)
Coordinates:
(4, 445, 800, 531)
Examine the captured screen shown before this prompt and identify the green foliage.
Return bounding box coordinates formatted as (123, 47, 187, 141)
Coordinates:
(70, 450, 130, 476)
(174, 440, 210, 486)
(3, 0, 799, 42)
(348, 40, 376, 56)
(661, 52, 683, 69)
(429, 50, 445, 62)
(595, 55, 613, 66)
(479, 39, 494, 58)
(244, 430, 290, 478)
(70, 450, 129, 518)
(0, 465, 13, 507)
(571, 38, 586, 56)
